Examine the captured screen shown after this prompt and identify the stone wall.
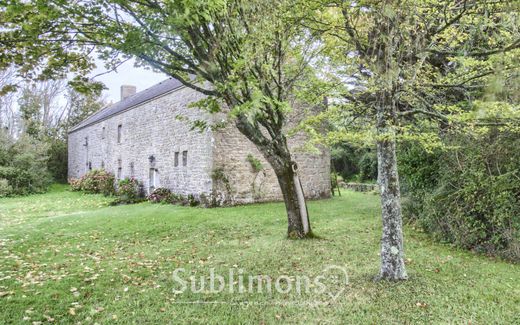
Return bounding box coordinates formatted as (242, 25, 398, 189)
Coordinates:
(68, 86, 331, 204)
(212, 109, 331, 204)
(68, 85, 214, 196)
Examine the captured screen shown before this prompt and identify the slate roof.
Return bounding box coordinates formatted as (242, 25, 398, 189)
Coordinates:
(69, 78, 184, 133)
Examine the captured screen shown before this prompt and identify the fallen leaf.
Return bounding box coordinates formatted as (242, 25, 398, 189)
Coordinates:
(416, 302, 428, 308)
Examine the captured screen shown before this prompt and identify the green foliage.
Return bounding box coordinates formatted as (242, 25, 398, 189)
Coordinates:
(0, 132, 51, 196)
(357, 151, 378, 182)
(114, 177, 143, 204)
(0, 2, 99, 92)
(331, 144, 377, 182)
(0, 178, 13, 197)
(68, 178, 83, 192)
(46, 138, 68, 183)
(330, 172, 338, 189)
(331, 144, 359, 181)
(399, 144, 442, 193)
(0, 131, 13, 166)
(303, 1, 520, 151)
(246, 154, 263, 173)
(63, 88, 106, 130)
(69, 169, 115, 196)
(187, 194, 199, 207)
(147, 187, 173, 204)
(211, 167, 231, 193)
(400, 130, 520, 261)
(147, 187, 203, 207)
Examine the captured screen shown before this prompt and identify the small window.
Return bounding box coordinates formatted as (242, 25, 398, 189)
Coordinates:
(117, 159, 122, 179)
(174, 152, 179, 167)
(102, 127, 106, 139)
(84, 136, 88, 147)
(130, 162, 135, 177)
(117, 124, 122, 143)
(101, 161, 105, 169)
(182, 151, 188, 166)
(88, 162, 92, 171)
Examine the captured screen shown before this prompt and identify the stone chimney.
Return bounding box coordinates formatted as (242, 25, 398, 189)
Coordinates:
(120, 85, 136, 101)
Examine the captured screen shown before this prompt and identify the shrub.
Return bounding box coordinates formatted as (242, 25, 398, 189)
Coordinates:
(69, 177, 83, 191)
(46, 138, 68, 183)
(357, 151, 378, 182)
(148, 187, 173, 204)
(400, 130, 520, 262)
(115, 177, 143, 204)
(68, 169, 115, 195)
(199, 193, 217, 208)
(147, 188, 204, 207)
(0, 134, 52, 195)
(187, 194, 199, 207)
(331, 144, 360, 181)
(0, 178, 13, 197)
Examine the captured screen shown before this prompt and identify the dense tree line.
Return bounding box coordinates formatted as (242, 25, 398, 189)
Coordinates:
(0, 75, 105, 195)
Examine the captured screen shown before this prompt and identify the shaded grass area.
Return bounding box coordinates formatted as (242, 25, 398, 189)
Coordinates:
(0, 186, 519, 324)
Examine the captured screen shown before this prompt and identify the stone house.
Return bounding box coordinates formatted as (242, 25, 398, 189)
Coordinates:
(68, 78, 331, 204)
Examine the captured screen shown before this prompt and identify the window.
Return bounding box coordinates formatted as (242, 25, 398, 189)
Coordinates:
(117, 159, 122, 179)
(174, 152, 179, 167)
(84, 137, 89, 172)
(182, 151, 188, 166)
(88, 162, 92, 171)
(149, 168, 156, 192)
(130, 162, 135, 177)
(102, 127, 106, 139)
(101, 161, 105, 169)
(117, 124, 122, 143)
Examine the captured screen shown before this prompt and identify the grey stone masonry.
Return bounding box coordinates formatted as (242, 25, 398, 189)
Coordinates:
(68, 80, 331, 204)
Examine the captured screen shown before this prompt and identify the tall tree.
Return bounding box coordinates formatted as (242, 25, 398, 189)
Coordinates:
(62, 87, 106, 134)
(303, 0, 520, 279)
(18, 79, 66, 137)
(1, 0, 320, 237)
(0, 68, 19, 136)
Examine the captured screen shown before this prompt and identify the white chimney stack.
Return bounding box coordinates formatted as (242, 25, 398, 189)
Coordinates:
(120, 85, 136, 101)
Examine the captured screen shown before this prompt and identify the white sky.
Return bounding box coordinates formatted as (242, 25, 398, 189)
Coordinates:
(89, 58, 168, 103)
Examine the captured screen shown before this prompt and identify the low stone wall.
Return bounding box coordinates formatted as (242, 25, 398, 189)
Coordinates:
(339, 182, 378, 192)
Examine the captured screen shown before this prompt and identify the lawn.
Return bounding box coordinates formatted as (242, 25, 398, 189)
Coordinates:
(1, 185, 519, 324)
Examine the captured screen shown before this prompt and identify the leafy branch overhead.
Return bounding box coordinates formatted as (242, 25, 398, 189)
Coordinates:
(300, 0, 520, 149)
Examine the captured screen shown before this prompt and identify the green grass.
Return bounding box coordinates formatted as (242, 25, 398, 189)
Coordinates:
(0, 187, 519, 324)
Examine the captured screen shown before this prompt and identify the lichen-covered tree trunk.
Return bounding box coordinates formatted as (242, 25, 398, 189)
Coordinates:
(234, 116, 311, 238)
(273, 162, 311, 238)
(376, 104, 407, 280)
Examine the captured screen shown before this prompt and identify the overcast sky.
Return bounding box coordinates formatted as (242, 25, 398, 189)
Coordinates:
(89, 58, 168, 103)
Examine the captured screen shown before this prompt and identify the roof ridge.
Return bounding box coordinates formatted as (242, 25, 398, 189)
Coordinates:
(69, 78, 184, 133)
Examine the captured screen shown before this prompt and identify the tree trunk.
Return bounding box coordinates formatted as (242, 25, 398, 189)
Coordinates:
(234, 114, 312, 239)
(272, 161, 311, 238)
(377, 129, 408, 280)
